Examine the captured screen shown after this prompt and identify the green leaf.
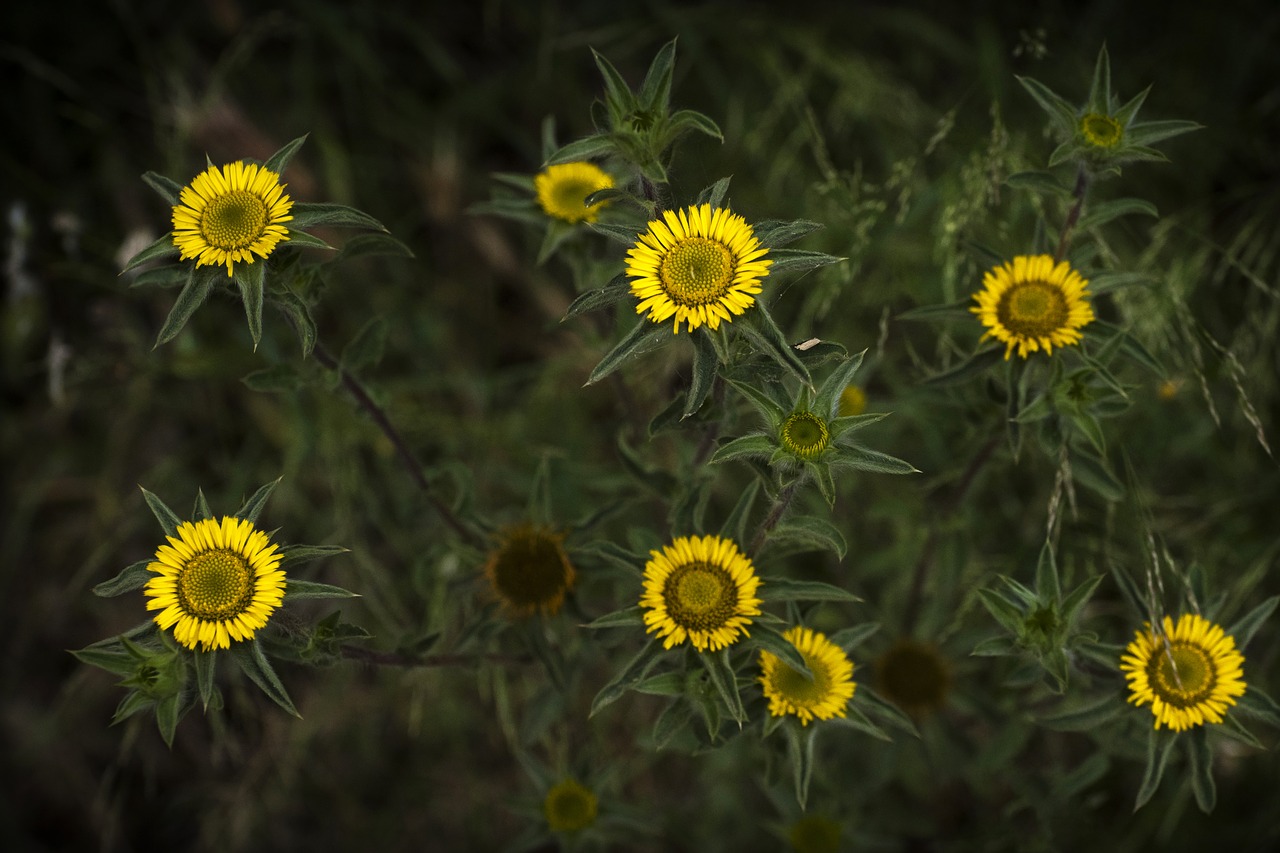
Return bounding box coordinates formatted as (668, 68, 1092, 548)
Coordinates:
(1227, 595, 1279, 648)
(234, 477, 280, 524)
(700, 647, 746, 723)
(828, 622, 880, 652)
(1016, 75, 1079, 136)
(1086, 45, 1113, 113)
(764, 516, 847, 560)
(233, 261, 266, 350)
(736, 307, 811, 387)
(695, 177, 732, 209)
(192, 489, 213, 522)
(1078, 198, 1158, 231)
(759, 577, 861, 604)
(583, 605, 645, 629)
(724, 378, 788, 428)
(1033, 541, 1061, 601)
(971, 635, 1019, 657)
(283, 580, 359, 601)
(653, 699, 696, 749)
(289, 202, 387, 232)
(1061, 575, 1104, 625)
(722, 479, 760, 546)
(121, 233, 180, 273)
(587, 221, 645, 246)
(193, 648, 217, 711)
(156, 692, 182, 747)
(1005, 170, 1071, 197)
(272, 289, 318, 358)
(751, 623, 811, 677)
(753, 219, 825, 250)
(590, 639, 661, 717)
(1087, 271, 1152, 295)
(153, 266, 218, 347)
(1235, 686, 1280, 728)
(1112, 85, 1151, 127)
(242, 364, 303, 393)
(545, 134, 618, 166)
(924, 346, 1004, 386)
(563, 273, 630, 321)
(586, 320, 667, 385)
(71, 643, 141, 676)
(1037, 694, 1123, 730)
(93, 560, 153, 597)
(277, 544, 350, 568)
(140, 486, 183, 536)
(1134, 729, 1176, 810)
(341, 317, 388, 372)
(709, 434, 775, 465)
(633, 671, 685, 696)
(858, 687, 919, 738)
(784, 723, 817, 809)
(1069, 446, 1124, 501)
(263, 134, 309, 175)
(977, 588, 1025, 635)
(142, 171, 183, 205)
(1123, 120, 1203, 148)
(829, 445, 919, 476)
(229, 638, 299, 717)
(110, 690, 152, 725)
(683, 329, 718, 417)
(591, 47, 637, 125)
(1187, 728, 1217, 813)
(814, 349, 866, 419)
(332, 232, 414, 262)
(638, 38, 677, 113)
(664, 109, 723, 143)
(765, 248, 843, 277)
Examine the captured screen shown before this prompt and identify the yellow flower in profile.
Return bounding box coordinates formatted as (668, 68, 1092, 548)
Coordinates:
(172, 161, 293, 276)
(874, 639, 951, 717)
(484, 524, 576, 618)
(971, 254, 1095, 359)
(1080, 112, 1124, 148)
(779, 410, 831, 460)
(534, 162, 614, 223)
(543, 778, 598, 833)
(144, 516, 287, 651)
(837, 384, 867, 417)
(626, 203, 772, 333)
(759, 626, 856, 725)
(1120, 613, 1246, 732)
(640, 534, 762, 651)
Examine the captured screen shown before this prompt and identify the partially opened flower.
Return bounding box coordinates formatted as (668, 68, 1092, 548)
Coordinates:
(171, 161, 294, 276)
(144, 516, 287, 651)
(534, 161, 614, 223)
(971, 254, 1095, 359)
(1120, 613, 1246, 731)
(759, 626, 856, 725)
(626, 203, 771, 333)
(543, 778, 598, 833)
(484, 523, 576, 618)
(639, 534, 762, 651)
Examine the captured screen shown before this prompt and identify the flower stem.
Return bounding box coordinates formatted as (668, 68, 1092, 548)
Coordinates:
(1054, 165, 1091, 261)
(311, 342, 480, 547)
(750, 480, 799, 557)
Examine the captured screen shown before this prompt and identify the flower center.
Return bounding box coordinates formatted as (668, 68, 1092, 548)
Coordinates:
(544, 781, 597, 832)
(1080, 113, 1123, 147)
(490, 529, 569, 607)
(996, 281, 1069, 338)
(1150, 642, 1215, 705)
(772, 656, 830, 706)
(200, 190, 269, 250)
(663, 561, 738, 631)
(177, 549, 253, 621)
(659, 238, 734, 305)
(552, 179, 598, 216)
(781, 411, 830, 458)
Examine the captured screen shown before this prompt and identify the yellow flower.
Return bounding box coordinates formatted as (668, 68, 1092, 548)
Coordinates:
(837, 384, 867, 417)
(971, 254, 1095, 359)
(626, 203, 772, 333)
(639, 534, 762, 651)
(144, 517, 286, 651)
(1120, 613, 1247, 732)
(874, 639, 951, 717)
(534, 162, 614, 223)
(171, 161, 294, 277)
(759, 626, 856, 725)
(787, 813, 843, 853)
(779, 410, 831, 460)
(543, 778, 598, 833)
(484, 524, 576, 618)
(1080, 112, 1124, 148)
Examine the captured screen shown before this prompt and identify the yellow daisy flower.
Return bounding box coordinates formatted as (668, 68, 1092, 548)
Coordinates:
(534, 162, 614, 223)
(971, 254, 1095, 359)
(1080, 112, 1124, 148)
(144, 516, 287, 651)
(1120, 613, 1247, 732)
(779, 410, 831, 460)
(639, 534, 762, 651)
(484, 523, 576, 618)
(625, 203, 772, 334)
(543, 778, 598, 833)
(171, 160, 294, 277)
(837, 384, 867, 417)
(759, 626, 856, 725)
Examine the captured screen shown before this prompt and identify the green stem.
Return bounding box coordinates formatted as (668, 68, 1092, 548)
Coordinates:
(1054, 165, 1091, 261)
(750, 480, 799, 557)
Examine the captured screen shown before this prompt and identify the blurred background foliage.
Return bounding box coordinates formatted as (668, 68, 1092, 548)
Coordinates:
(3, 0, 1278, 850)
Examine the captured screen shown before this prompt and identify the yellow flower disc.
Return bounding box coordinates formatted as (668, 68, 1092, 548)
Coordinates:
(1120, 613, 1247, 731)
(838, 384, 867, 417)
(874, 639, 951, 716)
(1080, 112, 1124, 148)
(543, 778, 598, 833)
(172, 161, 294, 277)
(484, 523, 576, 618)
(780, 410, 831, 460)
(534, 162, 614, 223)
(970, 254, 1095, 359)
(639, 534, 762, 651)
(759, 626, 856, 726)
(625, 203, 772, 334)
(144, 516, 287, 651)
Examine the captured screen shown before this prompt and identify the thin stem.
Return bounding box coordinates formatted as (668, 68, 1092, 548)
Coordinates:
(750, 480, 799, 557)
(1054, 165, 1091, 261)
(340, 645, 530, 668)
(311, 342, 479, 547)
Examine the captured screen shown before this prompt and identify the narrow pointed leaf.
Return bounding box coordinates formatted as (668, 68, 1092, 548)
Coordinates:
(289, 202, 387, 232)
(591, 48, 637, 124)
(229, 639, 299, 717)
(234, 477, 280, 524)
(93, 560, 154, 597)
(153, 266, 217, 347)
(1087, 46, 1112, 113)
(1187, 728, 1217, 813)
(341, 317, 388, 372)
(589, 638, 661, 717)
(121, 233, 180, 272)
(829, 445, 919, 475)
(272, 289, 318, 357)
(1135, 729, 1176, 810)
(695, 176, 732, 209)
(785, 723, 817, 808)
(753, 219, 825, 249)
(1016, 76, 1079, 135)
(284, 230, 335, 251)
(235, 261, 266, 350)
(638, 39, 677, 113)
(545, 134, 618, 165)
(709, 434, 775, 465)
(764, 516, 847, 560)
(1123, 120, 1203, 148)
(664, 109, 723, 142)
(142, 171, 183, 205)
(140, 486, 183, 536)
(282, 580, 359, 601)
(751, 623, 811, 677)
(700, 647, 746, 723)
(193, 648, 217, 711)
(683, 328, 718, 417)
(583, 605, 645, 629)
(737, 308, 811, 387)
(277, 542, 349, 569)
(759, 577, 860, 603)
(653, 699, 696, 748)
(1005, 170, 1071, 197)
(1079, 198, 1158, 231)
(977, 588, 1026, 635)
(263, 134, 309, 175)
(156, 693, 181, 746)
(815, 349, 866, 418)
(586, 320, 667, 385)
(764, 248, 843, 277)
(1037, 694, 1123, 730)
(1227, 595, 1279, 648)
